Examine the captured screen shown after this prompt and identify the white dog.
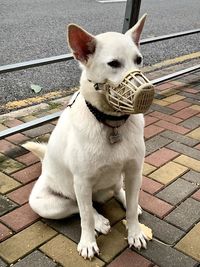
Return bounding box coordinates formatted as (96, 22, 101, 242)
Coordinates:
(24, 14, 148, 260)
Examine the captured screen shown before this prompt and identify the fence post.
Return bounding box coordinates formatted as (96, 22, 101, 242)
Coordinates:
(122, 0, 141, 33)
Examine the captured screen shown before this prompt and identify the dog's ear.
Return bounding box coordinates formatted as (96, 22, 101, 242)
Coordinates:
(67, 24, 96, 63)
(125, 14, 147, 47)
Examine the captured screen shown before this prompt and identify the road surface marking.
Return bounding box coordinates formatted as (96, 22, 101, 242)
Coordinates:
(142, 51, 200, 72)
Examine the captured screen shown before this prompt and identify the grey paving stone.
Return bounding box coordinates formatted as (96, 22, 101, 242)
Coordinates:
(145, 108, 154, 115)
(156, 178, 198, 205)
(154, 93, 166, 100)
(23, 124, 55, 138)
(150, 104, 175, 115)
(165, 198, 200, 231)
(167, 141, 200, 160)
(185, 97, 200, 105)
(0, 194, 17, 216)
(179, 116, 200, 130)
(182, 170, 200, 185)
(140, 211, 185, 245)
(178, 74, 199, 84)
(145, 135, 172, 156)
(192, 83, 200, 90)
(45, 214, 81, 243)
(179, 91, 200, 100)
(0, 258, 7, 267)
(160, 130, 199, 147)
(136, 239, 197, 267)
(12, 250, 57, 267)
(5, 146, 28, 159)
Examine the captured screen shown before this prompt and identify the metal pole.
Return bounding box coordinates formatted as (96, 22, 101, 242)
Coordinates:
(0, 64, 199, 139)
(122, 0, 141, 33)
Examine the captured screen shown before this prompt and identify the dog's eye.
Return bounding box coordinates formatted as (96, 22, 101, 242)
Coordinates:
(107, 60, 121, 68)
(135, 56, 143, 65)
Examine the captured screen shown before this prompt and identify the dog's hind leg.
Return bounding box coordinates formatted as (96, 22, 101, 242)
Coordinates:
(29, 176, 78, 219)
(30, 175, 111, 233)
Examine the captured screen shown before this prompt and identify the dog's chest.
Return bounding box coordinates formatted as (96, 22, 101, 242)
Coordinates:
(91, 162, 123, 191)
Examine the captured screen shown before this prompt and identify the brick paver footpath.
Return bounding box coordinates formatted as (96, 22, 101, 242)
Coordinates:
(0, 71, 200, 267)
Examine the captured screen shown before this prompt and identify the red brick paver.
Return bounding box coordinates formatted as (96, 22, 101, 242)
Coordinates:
(173, 108, 199, 120)
(156, 82, 174, 91)
(7, 181, 35, 205)
(168, 100, 192, 111)
(3, 119, 23, 127)
(183, 88, 198, 94)
(107, 249, 153, 267)
(145, 116, 159, 126)
(139, 190, 174, 218)
(150, 111, 183, 124)
(192, 190, 200, 201)
(16, 152, 39, 165)
(141, 176, 164, 194)
(144, 125, 164, 139)
(11, 162, 41, 184)
(145, 147, 179, 167)
(0, 203, 39, 232)
(155, 120, 190, 134)
(195, 144, 200, 150)
(6, 133, 29, 144)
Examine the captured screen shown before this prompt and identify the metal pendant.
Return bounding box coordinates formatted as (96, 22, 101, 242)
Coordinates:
(109, 127, 122, 144)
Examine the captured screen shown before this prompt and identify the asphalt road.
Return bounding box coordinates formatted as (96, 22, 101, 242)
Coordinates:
(0, 0, 200, 105)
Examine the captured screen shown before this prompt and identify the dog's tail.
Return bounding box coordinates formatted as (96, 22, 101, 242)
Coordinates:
(22, 142, 47, 161)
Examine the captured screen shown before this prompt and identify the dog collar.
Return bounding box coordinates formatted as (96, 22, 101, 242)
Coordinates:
(85, 101, 129, 126)
(85, 101, 129, 144)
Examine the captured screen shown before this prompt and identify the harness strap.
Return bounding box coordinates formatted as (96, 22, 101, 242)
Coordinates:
(67, 92, 80, 108)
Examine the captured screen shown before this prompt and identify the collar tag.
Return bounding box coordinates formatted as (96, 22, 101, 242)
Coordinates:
(109, 128, 122, 144)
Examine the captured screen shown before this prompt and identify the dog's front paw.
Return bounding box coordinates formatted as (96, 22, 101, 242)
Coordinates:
(94, 213, 111, 234)
(128, 225, 147, 250)
(77, 240, 99, 260)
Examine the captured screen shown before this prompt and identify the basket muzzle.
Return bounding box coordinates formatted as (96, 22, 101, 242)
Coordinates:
(105, 69, 155, 114)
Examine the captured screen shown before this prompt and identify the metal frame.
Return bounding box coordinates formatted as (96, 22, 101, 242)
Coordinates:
(0, 28, 199, 74)
(0, 64, 199, 139)
(140, 28, 200, 45)
(0, 0, 199, 139)
(0, 54, 73, 74)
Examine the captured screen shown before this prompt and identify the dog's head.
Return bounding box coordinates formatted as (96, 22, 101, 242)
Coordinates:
(67, 14, 147, 114)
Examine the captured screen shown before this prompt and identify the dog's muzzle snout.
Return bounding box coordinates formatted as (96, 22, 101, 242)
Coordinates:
(105, 69, 155, 114)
